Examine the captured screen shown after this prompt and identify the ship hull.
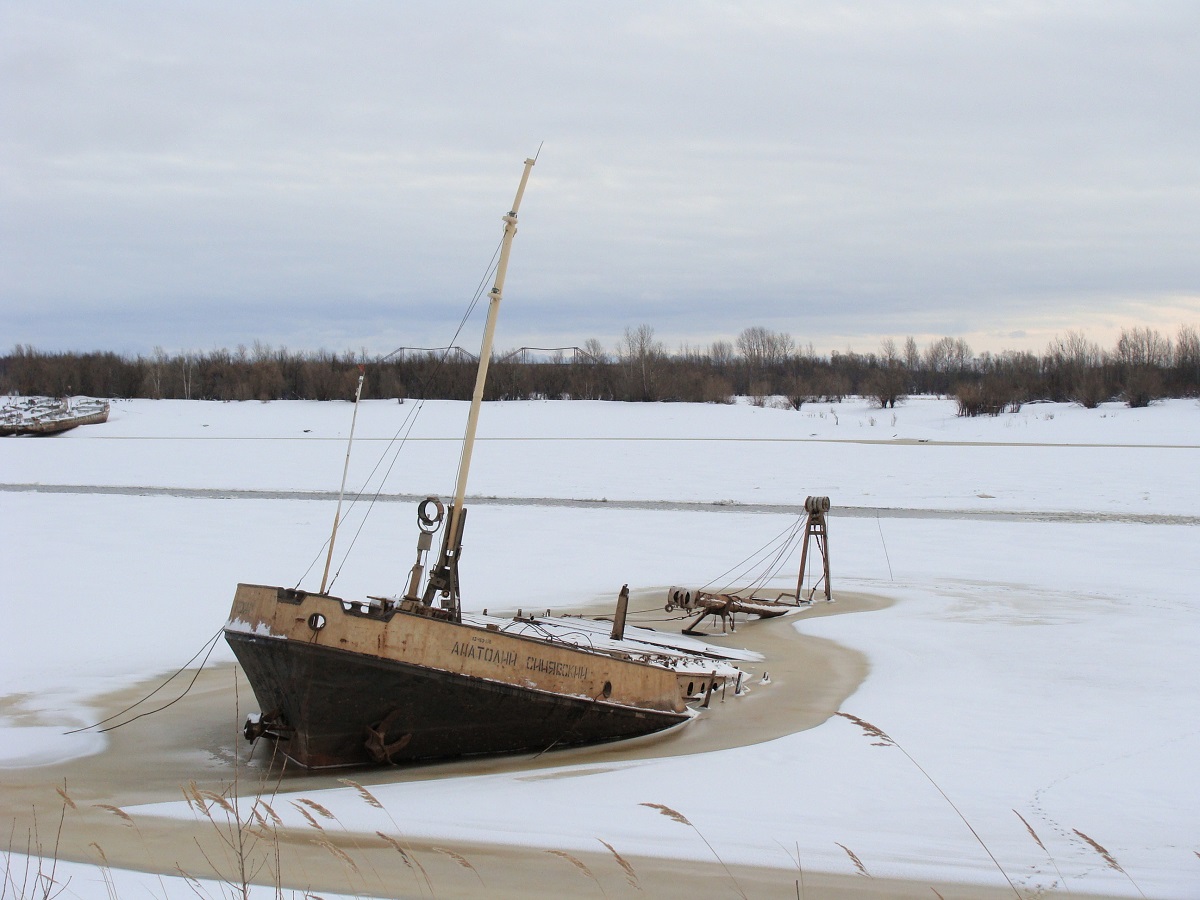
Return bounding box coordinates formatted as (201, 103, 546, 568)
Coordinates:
(226, 632, 687, 768)
(224, 584, 691, 769)
(0, 399, 109, 436)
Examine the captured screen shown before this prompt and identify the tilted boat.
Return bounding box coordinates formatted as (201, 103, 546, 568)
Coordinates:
(224, 158, 744, 769)
(0, 396, 110, 436)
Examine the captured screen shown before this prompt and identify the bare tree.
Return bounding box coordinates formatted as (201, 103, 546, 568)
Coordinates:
(880, 338, 900, 368)
(179, 351, 198, 400)
(581, 338, 609, 364)
(5, 323, 1199, 404)
(619, 324, 665, 401)
(1115, 327, 1171, 368)
(1175, 324, 1199, 392)
(708, 340, 734, 369)
(1116, 326, 1170, 407)
(736, 326, 795, 370)
(143, 346, 167, 399)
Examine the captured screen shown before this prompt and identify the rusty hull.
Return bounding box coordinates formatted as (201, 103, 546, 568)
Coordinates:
(224, 584, 693, 768)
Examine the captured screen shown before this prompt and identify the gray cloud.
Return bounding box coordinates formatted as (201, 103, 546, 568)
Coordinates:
(2, 2, 1197, 358)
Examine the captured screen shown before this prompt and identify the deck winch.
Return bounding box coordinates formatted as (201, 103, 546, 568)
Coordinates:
(667, 496, 834, 634)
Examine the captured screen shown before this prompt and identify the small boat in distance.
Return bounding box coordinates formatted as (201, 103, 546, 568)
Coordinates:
(224, 158, 747, 769)
(0, 396, 110, 436)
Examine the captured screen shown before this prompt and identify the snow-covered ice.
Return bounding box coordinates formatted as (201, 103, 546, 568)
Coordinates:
(2, 396, 1198, 897)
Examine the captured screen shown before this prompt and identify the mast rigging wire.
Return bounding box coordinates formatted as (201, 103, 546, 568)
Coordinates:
(700, 513, 808, 597)
(297, 235, 505, 593)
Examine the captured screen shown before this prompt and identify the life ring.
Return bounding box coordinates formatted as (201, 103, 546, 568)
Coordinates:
(418, 496, 445, 531)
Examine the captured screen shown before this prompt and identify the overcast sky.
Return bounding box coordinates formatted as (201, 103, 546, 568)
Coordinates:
(2, 2, 1197, 359)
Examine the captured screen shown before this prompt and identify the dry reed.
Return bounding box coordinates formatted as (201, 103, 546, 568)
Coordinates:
(315, 838, 361, 876)
(638, 803, 690, 826)
(89, 842, 117, 900)
(598, 839, 640, 890)
(90, 805, 134, 828)
(1013, 808, 1071, 896)
(338, 779, 384, 810)
(546, 849, 605, 895)
(257, 801, 283, 828)
(376, 831, 434, 897)
(296, 799, 336, 821)
(777, 840, 805, 900)
(289, 803, 323, 832)
(198, 791, 236, 816)
(53, 786, 75, 813)
(338, 783, 433, 899)
(432, 847, 484, 885)
(835, 842, 870, 877)
(639, 802, 746, 899)
(1072, 829, 1146, 899)
(835, 711, 1020, 899)
(375, 832, 413, 869)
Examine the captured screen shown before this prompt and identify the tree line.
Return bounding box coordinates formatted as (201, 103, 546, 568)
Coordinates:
(2, 324, 1197, 413)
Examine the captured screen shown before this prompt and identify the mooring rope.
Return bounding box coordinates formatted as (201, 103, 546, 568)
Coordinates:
(64, 628, 224, 735)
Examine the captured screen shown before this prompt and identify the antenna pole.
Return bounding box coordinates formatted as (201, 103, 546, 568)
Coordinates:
(320, 365, 366, 594)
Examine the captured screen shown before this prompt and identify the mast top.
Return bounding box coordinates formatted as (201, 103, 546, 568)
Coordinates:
(423, 156, 537, 617)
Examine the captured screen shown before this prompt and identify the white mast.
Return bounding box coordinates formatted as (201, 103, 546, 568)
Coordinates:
(445, 156, 536, 549)
(422, 156, 536, 615)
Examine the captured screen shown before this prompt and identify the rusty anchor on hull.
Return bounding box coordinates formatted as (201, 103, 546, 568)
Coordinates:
(365, 710, 414, 764)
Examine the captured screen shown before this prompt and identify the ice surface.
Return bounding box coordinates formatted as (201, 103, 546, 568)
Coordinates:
(3, 396, 1198, 897)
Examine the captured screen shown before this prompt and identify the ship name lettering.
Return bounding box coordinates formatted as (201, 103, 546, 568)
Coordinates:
(451, 642, 517, 667)
(525, 656, 589, 680)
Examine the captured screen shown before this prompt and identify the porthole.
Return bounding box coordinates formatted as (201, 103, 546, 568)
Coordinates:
(602, 681, 612, 699)
(307, 613, 327, 631)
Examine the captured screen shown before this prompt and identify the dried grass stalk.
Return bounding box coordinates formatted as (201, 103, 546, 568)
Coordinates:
(639, 802, 745, 898)
(315, 838, 360, 875)
(55, 785, 77, 811)
(837, 710, 1020, 898)
(1073, 830, 1146, 899)
(198, 790, 236, 816)
(297, 798, 336, 820)
(91, 804, 134, 827)
(375, 832, 413, 870)
(339, 778, 384, 810)
(257, 800, 283, 827)
(185, 781, 207, 815)
(835, 842, 870, 877)
(638, 802, 691, 827)
(1013, 809, 1070, 896)
(546, 849, 595, 880)
(598, 839, 640, 889)
(432, 846, 484, 884)
(1013, 809, 1046, 853)
(290, 801, 324, 831)
(833, 711, 894, 746)
(1072, 830, 1122, 872)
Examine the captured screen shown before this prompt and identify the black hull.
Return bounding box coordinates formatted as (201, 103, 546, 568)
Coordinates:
(225, 631, 689, 769)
